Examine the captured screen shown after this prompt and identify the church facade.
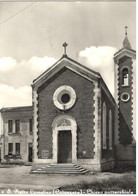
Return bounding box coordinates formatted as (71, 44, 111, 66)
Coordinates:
(0, 33, 136, 172)
(32, 55, 116, 171)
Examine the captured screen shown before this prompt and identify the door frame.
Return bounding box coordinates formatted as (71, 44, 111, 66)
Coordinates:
(28, 143, 33, 162)
(52, 115, 77, 164)
(58, 130, 72, 163)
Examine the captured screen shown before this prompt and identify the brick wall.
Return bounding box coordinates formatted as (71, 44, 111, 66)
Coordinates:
(37, 67, 95, 159)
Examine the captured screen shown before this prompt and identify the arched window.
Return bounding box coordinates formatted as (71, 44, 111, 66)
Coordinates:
(102, 102, 107, 149)
(122, 68, 129, 86)
(109, 110, 112, 150)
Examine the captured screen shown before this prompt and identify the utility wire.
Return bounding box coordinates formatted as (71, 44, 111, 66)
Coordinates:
(0, 1, 37, 24)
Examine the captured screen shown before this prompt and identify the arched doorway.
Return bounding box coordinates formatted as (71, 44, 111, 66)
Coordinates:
(52, 115, 77, 164)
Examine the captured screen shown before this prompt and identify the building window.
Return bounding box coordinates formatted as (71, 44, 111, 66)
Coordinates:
(121, 92, 130, 102)
(8, 143, 13, 155)
(29, 119, 33, 133)
(102, 102, 107, 149)
(109, 110, 112, 150)
(122, 68, 129, 86)
(53, 85, 76, 110)
(15, 143, 20, 155)
(15, 120, 20, 133)
(8, 120, 13, 133)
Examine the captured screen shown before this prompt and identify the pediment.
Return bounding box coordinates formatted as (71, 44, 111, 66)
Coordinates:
(114, 48, 136, 63)
(32, 56, 100, 89)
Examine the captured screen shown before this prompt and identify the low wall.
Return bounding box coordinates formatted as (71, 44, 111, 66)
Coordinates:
(116, 145, 136, 167)
(101, 160, 116, 171)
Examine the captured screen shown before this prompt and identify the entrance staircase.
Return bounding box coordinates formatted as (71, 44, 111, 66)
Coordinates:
(30, 164, 89, 174)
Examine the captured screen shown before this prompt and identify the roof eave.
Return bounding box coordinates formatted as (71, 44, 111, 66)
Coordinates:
(32, 55, 101, 89)
(0, 106, 33, 112)
(114, 47, 136, 59)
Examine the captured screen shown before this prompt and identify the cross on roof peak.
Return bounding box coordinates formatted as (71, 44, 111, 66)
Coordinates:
(62, 42, 68, 56)
(125, 26, 128, 36)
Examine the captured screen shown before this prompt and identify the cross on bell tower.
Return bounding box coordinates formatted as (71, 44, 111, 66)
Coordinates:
(62, 42, 68, 56)
(123, 26, 131, 49)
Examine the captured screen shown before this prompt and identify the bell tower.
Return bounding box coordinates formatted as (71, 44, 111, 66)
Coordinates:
(114, 27, 136, 165)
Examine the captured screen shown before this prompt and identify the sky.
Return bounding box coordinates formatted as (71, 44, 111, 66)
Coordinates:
(0, 1, 136, 108)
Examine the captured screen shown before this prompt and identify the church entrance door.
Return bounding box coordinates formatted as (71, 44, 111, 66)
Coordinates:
(58, 131, 72, 163)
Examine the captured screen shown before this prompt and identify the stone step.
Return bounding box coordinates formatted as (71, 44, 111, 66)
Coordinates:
(36, 168, 84, 171)
(31, 163, 89, 174)
(31, 170, 88, 174)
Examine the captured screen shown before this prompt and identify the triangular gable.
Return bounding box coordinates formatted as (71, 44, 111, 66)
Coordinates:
(32, 55, 115, 106)
(114, 47, 136, 62)
(32, 55, 100, 89)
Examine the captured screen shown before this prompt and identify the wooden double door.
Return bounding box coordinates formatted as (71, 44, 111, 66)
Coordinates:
(58, 131, 72, 163)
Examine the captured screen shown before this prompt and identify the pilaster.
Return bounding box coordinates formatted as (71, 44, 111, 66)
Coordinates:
(93, 81, 101, 163)
(114, 59, 119, 145)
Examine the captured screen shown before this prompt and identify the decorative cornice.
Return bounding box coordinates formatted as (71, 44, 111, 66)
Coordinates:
(0, 106, 33, 113)
(114, 48, 136, 62)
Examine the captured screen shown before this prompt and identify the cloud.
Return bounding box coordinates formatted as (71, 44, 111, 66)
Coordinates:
(0, 85, 32, 108)
(0, 57, 16, 71)
(79, 46, 117, 95)
(0, 56, 56, 108)
(0, 56, 57, 87)
(0, 47, 117, 108)
(0, 56, 57, 108)
(29, 56, 56, 72)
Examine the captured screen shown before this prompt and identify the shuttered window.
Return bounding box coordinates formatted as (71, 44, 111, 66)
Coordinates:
(8, 120, 13, 133)
(29, 119, 33, 133)
(8, 143, 13, 154)
(15, 120, 20, 133)
(16, 143, 20, 155)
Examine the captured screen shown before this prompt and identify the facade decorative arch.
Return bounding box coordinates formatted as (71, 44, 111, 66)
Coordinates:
(52, 115, 77, 163)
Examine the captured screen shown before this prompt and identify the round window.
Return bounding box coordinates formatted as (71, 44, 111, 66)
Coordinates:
(61, 93, 70, 103)
(53, 85, 76, 110)
(121, 92, 130, 102)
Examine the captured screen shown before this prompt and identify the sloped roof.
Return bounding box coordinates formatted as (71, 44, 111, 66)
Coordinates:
(0, 106, 33, 112)
(32, 54, 115, 105)
(122, 35, 132, 49)
(33, 55, 100, 86)
(114, 35, 136, 59)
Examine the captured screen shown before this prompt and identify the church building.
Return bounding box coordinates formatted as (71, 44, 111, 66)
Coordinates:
(0, 31, 136, 173)
(31, 47, 116, 172)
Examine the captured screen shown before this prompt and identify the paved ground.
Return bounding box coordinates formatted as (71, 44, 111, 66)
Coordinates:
(0, 165, 131, 194)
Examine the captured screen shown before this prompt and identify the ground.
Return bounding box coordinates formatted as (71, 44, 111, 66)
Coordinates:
(0, 165, 136, 194)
